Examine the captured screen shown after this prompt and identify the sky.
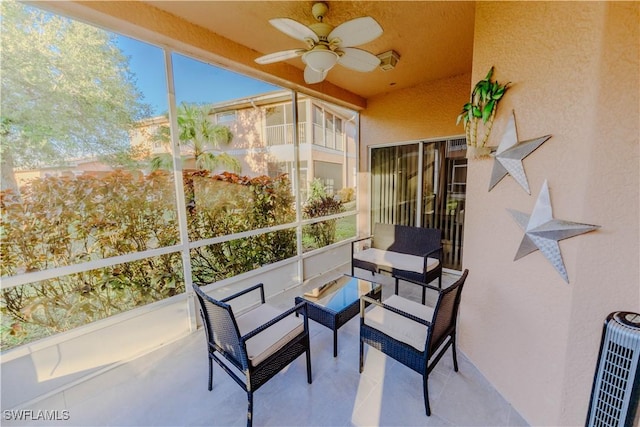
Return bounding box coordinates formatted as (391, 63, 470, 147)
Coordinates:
(115, 34, 280, 117)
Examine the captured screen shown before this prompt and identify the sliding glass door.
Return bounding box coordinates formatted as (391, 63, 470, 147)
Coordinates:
(370, 138, 466, 270)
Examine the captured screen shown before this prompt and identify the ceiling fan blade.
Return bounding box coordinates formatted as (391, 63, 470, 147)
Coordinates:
(338, 48, 381, 72)
(328, 17, 383, 47)
(269, 18, 319, 43)
(255, 49, 305, 64)
(304, 66, 327, 84)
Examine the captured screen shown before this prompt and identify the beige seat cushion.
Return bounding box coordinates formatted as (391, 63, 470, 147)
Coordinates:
(364, 295, 435, 351)
(353, 248, 439, 274)
(236, 304, 304, 367)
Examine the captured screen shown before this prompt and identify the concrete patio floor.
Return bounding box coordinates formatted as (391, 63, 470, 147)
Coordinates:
(4, 271, 528, 426)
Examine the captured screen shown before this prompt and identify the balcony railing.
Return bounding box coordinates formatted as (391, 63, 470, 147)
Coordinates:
(264, 123, 307, 146)
(265, 122, 347, 150)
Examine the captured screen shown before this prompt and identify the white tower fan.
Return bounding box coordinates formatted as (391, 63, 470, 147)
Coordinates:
(586, 311, 640, 427)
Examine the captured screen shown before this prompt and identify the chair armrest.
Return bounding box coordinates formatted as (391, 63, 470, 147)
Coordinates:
(353, 235, 373, 243)
(221, 283, 265, 304)
(417, 246, 443, 260)
(397, 275, 443, 294)
(351, 235, 373, 251)
(241, 301, 309, 341)
(360, 295, 431, 327)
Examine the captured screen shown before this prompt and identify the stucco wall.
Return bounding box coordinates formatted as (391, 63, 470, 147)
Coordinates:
(462, 2, 639, 426)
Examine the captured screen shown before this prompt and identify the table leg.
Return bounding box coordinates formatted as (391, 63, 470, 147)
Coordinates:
(333, 330, 338, 357)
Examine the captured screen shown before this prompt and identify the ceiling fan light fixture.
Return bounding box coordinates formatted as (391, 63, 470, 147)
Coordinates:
(302, 50, 339, 73)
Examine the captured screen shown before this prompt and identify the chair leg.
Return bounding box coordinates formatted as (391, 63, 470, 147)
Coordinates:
(208, 354, 213, 391)
(359, 339, 364, 373)
(421, 286, 426, 305)
(451, 334, 459, 372)
(305, 341, 313, 384)
(394, 277, 399, 296)
(247, 391, 253, 427)
(423, 374, 431, 416)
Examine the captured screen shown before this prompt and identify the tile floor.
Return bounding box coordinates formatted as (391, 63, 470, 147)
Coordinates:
(5, 271, 529, 426)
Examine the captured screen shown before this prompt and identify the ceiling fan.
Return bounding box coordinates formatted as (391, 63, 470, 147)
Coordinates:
(255, 2, 383, 84)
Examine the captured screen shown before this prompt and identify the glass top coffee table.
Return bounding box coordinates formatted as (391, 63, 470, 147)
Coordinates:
(295, 275, 382, 357)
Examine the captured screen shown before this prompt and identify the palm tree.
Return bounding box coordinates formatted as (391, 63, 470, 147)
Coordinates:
(150, 103, 241, 173)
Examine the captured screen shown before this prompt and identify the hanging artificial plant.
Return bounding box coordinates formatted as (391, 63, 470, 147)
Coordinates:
(457, 66, 510, 158)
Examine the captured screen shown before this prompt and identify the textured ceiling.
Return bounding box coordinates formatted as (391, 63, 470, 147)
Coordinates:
(144, 1, 476, 99)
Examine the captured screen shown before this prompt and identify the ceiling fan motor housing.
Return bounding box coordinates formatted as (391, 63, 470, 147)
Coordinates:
(309, 22, 333, 40)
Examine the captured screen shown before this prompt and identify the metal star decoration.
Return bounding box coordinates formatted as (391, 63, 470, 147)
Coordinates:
(489, 111, 552, 194)
(507, 180, 600, 283)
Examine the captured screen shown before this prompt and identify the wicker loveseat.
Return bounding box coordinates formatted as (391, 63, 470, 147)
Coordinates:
(351, 223, 443, 304)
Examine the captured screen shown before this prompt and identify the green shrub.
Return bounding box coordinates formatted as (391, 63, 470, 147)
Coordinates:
(0, 170, 297, 350)
(185, 171, 297, 284)
(302, 179, 344, 249)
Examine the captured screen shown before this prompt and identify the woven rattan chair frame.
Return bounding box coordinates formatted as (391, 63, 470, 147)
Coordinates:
(193, 283, 312, 427)
(359, 269, 469, 416)
(351, 223, 444, 304)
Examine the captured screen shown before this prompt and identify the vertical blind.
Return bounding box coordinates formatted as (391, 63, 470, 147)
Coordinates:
(371, 139, 466, 270)
(371, 144, 419, 226)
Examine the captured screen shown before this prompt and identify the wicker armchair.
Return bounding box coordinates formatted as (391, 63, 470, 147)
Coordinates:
(359, 269, 469, 416)
(192, 283, 312, 427)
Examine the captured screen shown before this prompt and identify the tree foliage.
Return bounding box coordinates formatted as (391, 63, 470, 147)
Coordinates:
(0, 0, 150, 190)
(150, 103, 241, 173)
